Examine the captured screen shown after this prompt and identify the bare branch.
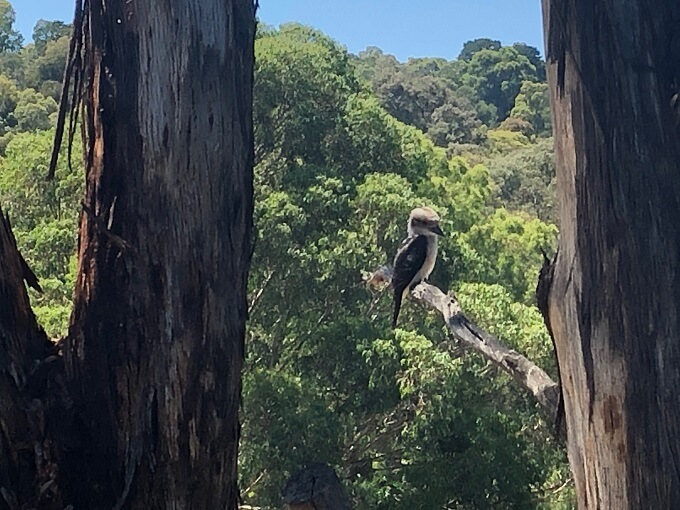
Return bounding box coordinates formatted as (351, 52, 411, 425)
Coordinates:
(367, 266, 560, 421)
(240, 470, 267, 500)
(248, 270, 275, 316)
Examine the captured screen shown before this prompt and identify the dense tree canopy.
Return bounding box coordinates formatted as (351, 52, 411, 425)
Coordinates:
(0, 0, 22, 52)
(1, 5, 568, 508)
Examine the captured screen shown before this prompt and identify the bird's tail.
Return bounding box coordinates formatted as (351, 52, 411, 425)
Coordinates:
(392, 290, 403, 329)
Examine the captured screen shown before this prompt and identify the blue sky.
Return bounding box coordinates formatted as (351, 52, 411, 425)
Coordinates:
(16, 0, 544, 61)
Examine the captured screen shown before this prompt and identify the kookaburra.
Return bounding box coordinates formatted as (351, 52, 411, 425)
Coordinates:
(391, 207, 444, 328)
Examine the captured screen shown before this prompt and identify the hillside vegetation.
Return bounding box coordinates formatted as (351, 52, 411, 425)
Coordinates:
(0, 2, 571, 507)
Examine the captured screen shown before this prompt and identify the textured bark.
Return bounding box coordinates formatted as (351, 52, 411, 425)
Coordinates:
(57, 0, 255, 508)
(0, 211, 64, 510)
(542, 1, 680, 508)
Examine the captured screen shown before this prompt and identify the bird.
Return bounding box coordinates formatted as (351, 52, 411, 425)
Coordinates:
(391, 207, 444, 328)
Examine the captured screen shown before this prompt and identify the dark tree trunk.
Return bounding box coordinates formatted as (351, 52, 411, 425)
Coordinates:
(0, 213, 65, 510)
(61, 1, 255, 508)
(542, 1, 680, 507)
(0, 0, 255, 509)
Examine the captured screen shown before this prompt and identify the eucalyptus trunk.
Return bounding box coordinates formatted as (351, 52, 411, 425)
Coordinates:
(542, 1, 680, 507)
(0, 0, 255, 508)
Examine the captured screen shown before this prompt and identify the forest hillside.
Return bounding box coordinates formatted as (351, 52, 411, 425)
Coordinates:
(0, 2, 571, 508)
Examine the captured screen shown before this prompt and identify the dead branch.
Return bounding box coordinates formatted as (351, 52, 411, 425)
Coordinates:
(367, 266, 560, 423)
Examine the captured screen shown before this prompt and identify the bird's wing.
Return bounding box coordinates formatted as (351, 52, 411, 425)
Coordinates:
(391, 235, 428, 292)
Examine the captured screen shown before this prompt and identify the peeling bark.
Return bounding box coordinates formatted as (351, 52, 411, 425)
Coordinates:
(543, 1, 680, 507)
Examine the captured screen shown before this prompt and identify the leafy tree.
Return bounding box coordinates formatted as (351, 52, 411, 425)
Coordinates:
(486, 137, 557, 222)
(0, 0, 22, 52)
(0, 49, 25, 84)
(460, 209, 558, 302)
(243, 24, 568, 509)
(253, 23, 360, 168)
(0, 73, 18, 129)
(24, 35, 70, 94)
(461, 46, 540, 121)
(511, 80, 551, 134)
(499, 116, 536, 137)
(354, 46, 400, 83)
(512, 42, 546, 81)
(486, 127, 532, 153)
(32, 19, 71, 54)
(403, 56, 448, 76)
(372, 70, 486, 147)
(459, 38, 502, 61)
(13, 88, 58, 131)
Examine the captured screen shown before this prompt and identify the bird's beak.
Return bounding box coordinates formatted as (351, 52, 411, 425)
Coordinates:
(430, 224, 445, 236)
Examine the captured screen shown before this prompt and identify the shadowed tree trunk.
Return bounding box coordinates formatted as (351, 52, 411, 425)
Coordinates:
(61, 0, 255, 507)
(542, 1, 680, 507)
(0, 0, 255, 509)
(0, 212, 67, 509)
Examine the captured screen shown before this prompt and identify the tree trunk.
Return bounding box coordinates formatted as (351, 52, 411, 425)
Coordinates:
(0, 212, 66, 510)
(53, 0, 254, 508)
(282, 463, 352, 510)
(542, 1, 680, 508)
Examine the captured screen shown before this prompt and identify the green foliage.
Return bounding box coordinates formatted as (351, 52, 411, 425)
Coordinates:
(460, 209, 558, 302)
(460, 46, 540, 122)
(353, 46, 399, 83)
(241, 369, 344, 506)
(511, 80, 551, 135)
(0, 0, 22, 52)
(3, 6, 568, 506)
(243, 23, 567, 510)
(254, 23, 360, 168)
(459, 38, 502, 61)
(14, 88, 58, 131)
(486, 128, 532, 153)
(486, 137, 557, 222)
(32, 19, 71, 54)
(24, 35, 70, 94)
(0, 129, 83, 336)
(512, 42, 547, 81)
(0, 50, 25, 84)
(357, 39, 546, 143)
(371, 68, 486, 148)
(0, 73, 18, 129)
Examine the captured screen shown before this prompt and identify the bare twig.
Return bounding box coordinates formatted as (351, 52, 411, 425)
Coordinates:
(240, 470, 267, 499)
(248, 271, 274, 316)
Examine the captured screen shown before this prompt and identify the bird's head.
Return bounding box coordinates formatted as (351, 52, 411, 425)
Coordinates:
(407, 207, 445, 237)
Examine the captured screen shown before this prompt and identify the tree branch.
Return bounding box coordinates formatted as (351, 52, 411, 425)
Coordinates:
(367, 266, 560, 422)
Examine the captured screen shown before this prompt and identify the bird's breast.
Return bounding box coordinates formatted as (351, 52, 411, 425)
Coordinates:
(416, 238, 438, 281)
